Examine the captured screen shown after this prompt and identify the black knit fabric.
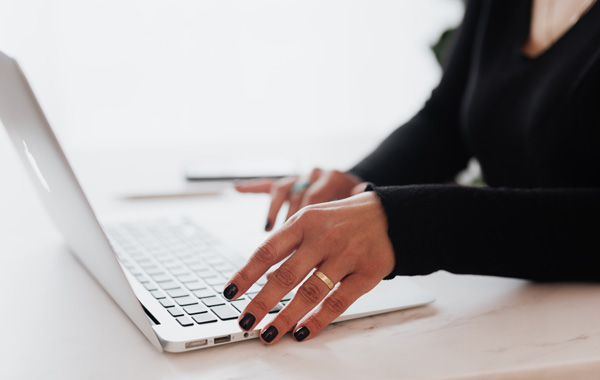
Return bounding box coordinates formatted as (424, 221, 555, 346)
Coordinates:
(351, 0, 600, 281)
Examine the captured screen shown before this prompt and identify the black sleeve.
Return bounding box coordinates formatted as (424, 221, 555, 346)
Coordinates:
(373, 184, 600, 282)
(349, 0, 483, 185)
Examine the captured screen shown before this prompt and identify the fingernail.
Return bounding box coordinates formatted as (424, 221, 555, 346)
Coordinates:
(261, 325, 278, 343)
(294, 326, 310, 341)
(239, 313, 256, 331)
(223, 283, 238, 300)
(265, 219, 272, 231)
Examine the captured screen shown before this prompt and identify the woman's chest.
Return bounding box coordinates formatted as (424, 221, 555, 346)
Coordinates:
(459, 0, 600, 187)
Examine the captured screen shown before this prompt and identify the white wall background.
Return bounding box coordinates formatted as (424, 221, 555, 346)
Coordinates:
(0, 1, 463, 155)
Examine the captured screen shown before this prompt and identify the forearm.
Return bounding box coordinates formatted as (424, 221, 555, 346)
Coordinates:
(349, 111, 471, 186)
(372, 184, 600, 281)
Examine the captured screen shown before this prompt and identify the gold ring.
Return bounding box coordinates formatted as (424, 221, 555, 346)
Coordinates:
(313, 270, 335, 290)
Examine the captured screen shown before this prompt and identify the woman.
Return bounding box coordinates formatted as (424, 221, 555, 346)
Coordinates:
(223, 0, 600, 345)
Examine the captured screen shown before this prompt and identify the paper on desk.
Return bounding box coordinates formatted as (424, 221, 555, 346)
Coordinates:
(118, 181, 229, 200)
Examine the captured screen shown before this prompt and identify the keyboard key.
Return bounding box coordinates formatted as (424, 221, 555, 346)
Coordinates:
(188, 262, 209, 272)
(201, 296, 225, 307)
(179, 256, 198, 264)
(128, 250, 145, 258)
(212, 284, 229, 293)
(205, 256, 224, 265)
(176, 316, 194, 327)
(230, 299, 251, 313)
(167, 288, 189, 298)
(134, 274, 150, 283)
(148, 246, 166, 255)
(213, 262, 234, 272)
(204, 275, 226, 286)
(210, 283, 227, 292)
(195, 268, 217, 277)
(168, 307, 184, 317)
(185, 281, 205, 291)
(193, 288, 217, 299)
(193, 249, 213, 258)
(150, 290, 166, 299)
(174, 251, 193, 259)
(268, 303, 283, 314)
(145, 267, 164, 276)
(151, 274, 172, 283)
(211, 304, 240, 321)
(143, 282, 158, 291)
(221, 270, 235, 279)
(159, 298, 176, 308)
(159, 281, 181, 290)
(192, 313, 218, 325)
(161, 260, 180, 268)
(183, 304, 208, 315)
(168, 267, 189, 276)
(175, 296, 198, 306)
(176, 274, 197, 283)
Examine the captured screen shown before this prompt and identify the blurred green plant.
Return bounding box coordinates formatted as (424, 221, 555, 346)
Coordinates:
(431, 26, 459, 67)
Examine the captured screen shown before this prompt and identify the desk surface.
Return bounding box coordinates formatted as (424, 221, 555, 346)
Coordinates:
(1, 139, 600, 380)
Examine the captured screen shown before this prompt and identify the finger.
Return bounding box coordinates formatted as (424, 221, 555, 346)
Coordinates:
(285, 172, 322, 220)
(285, 192, 304, 221)
(265, 177, 297, 231)
(308, 167, 323, 182)
(258, 262, 348, 344)
(285, 170, 320, 220)
(303, 170, 363, 204)
(265, 270, 275, 280)
(236, 245, 325, 336)
(223, 220, 303, 302)
(293, 273, 379, 342)
(234, 178, 277, 193)
(299, 176, 335, 208)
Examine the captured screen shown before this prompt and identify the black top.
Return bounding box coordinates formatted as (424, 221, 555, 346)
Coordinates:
(349, 0, 600, 281)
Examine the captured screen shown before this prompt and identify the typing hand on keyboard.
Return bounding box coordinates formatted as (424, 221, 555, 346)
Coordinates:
(222, 192, 396, 344)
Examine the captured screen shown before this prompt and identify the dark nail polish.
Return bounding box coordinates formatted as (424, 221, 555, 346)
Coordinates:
(294, 326, 310, 341)
(223, 283, 238, 300)
(261, 325, 278, 343)
(265, 219, 272, 231)
(239, 313, 256, 331)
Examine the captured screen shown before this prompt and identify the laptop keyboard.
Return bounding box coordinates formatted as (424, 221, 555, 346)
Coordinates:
(104, 218, 292, 327)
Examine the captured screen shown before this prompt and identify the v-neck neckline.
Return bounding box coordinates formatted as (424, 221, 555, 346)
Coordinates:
(519, 0, 599, 61)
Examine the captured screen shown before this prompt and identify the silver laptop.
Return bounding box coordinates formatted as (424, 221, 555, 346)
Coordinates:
(0, 51, 434, 352)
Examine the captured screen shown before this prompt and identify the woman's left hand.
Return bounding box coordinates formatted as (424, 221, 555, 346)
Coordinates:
(222, 191, 396, 344)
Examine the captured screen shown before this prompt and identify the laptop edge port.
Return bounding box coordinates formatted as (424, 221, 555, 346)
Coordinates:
(185, 339, 208, 349)
(214, 335, 231, 344)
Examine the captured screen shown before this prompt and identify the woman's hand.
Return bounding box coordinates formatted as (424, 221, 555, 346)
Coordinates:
(222, 191, 396, 344)
(234, 168, 367, 231)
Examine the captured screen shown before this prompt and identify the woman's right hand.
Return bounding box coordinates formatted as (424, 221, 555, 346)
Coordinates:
(234, 168, 367, 231)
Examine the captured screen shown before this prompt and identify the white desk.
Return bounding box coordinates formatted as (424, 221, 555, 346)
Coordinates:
(2, 139, 600, 380)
